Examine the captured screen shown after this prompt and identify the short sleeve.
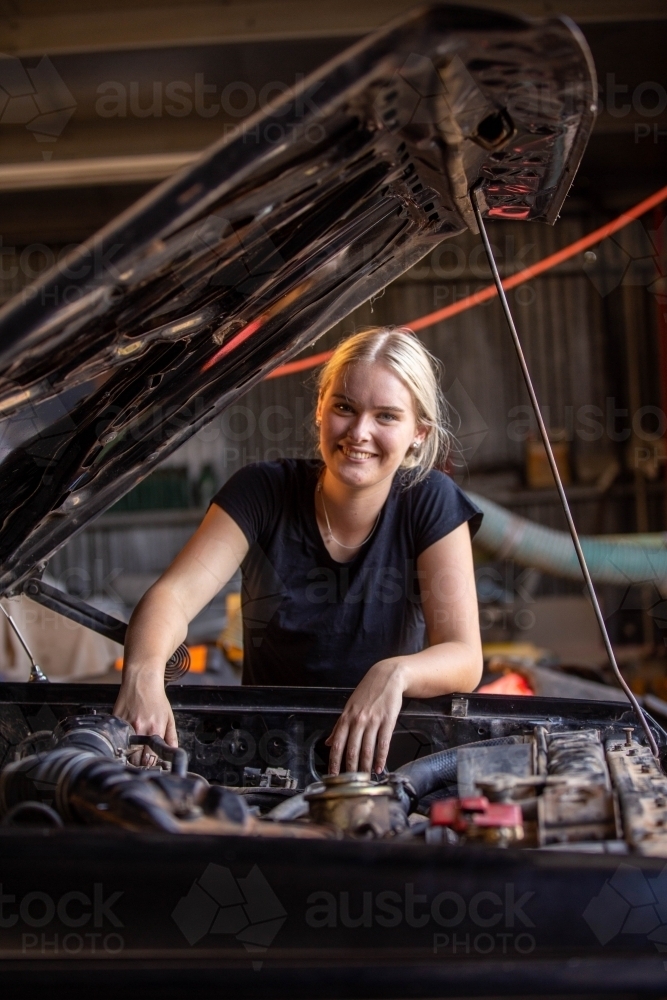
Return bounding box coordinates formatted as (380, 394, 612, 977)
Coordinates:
(410, 471, 483, 556)
(211, 463, 282, 546)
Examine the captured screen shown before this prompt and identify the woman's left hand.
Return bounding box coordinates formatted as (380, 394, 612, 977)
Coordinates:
(325, 659, 407, 775)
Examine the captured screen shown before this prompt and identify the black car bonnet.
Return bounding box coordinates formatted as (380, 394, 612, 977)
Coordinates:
(0, 3, 596, 594)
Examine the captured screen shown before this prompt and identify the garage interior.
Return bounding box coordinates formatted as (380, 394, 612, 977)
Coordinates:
(5, 8, 667, 995)
(0, 0, 666, 699)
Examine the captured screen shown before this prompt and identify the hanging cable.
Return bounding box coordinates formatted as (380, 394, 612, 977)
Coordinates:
(470, 187, 659, 759)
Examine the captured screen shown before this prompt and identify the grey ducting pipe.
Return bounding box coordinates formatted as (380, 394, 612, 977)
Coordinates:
(468, 492, 667, 589)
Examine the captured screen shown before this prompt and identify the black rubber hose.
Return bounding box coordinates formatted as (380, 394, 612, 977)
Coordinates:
(395, 736, 524, 806)
(129, 735, 188, 777)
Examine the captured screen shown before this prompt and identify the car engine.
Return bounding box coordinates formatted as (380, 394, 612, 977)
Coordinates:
(1, 700, 665, 857)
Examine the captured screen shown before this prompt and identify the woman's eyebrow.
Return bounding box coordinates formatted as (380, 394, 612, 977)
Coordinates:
(331, 393, 405, 412)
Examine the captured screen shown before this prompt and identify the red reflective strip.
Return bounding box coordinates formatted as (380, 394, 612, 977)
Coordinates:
(264, 349, 334, 379)
(264, 183, 667, 378)
(202, 316, 263, 372)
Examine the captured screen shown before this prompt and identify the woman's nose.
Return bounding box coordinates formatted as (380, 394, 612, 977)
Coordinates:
(347, 413, 372, 439)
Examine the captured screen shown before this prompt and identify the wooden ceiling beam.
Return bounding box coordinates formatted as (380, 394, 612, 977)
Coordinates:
(2, 0, 665, 57)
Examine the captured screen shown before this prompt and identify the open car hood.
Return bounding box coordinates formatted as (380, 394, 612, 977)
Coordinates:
(0, 3, 596, 594)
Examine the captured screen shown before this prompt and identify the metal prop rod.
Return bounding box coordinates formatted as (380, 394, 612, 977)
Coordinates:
(471, 189, 659, 758)
(0, 602, 49, 683)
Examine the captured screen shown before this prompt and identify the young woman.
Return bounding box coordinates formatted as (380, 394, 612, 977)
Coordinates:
(113, 327, 483, 774)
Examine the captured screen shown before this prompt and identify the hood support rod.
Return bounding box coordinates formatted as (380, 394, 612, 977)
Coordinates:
(21, 578, 190, 685)
(471, 188, 659, 758)
(0, 601, 48, 682)
(23, 577, 128, 644)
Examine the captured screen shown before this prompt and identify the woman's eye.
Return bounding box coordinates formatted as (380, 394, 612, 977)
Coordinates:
(378, 412, 397, 421)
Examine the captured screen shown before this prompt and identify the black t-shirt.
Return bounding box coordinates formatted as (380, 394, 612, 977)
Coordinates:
(212, 459, 481, 687)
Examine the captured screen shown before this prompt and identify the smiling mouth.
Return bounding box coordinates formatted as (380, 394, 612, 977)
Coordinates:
(339, 445, 377, 460)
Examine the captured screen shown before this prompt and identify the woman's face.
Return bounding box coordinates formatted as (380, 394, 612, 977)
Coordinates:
(316, 362, 426, 491)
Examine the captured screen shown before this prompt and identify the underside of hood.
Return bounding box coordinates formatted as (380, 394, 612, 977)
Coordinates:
(0, 3, 596, 594)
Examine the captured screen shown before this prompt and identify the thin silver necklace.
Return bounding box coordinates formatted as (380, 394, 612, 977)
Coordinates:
(316, 478, 381, 549)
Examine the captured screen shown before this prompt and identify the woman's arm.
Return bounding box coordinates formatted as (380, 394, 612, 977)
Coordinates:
(113, 504, 249, 743)
(326, 522, 482, 775)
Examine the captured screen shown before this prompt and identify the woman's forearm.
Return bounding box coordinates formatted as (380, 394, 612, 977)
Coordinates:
(113, 505, 249, 745)
(392, 641, 483, 700)
(122, 582, 189, 681)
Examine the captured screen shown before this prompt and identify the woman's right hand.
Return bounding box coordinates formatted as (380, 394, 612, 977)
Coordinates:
(113, 669, 178, 752)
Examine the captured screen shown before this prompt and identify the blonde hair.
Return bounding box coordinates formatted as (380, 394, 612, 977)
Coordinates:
(316, 327, 451, 483)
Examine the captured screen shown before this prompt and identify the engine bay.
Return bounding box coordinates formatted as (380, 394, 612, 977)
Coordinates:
(1, 684, 665, 857)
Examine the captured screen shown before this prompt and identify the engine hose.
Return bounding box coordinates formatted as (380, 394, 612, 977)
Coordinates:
(266, 782, 326, 822)
(394, 736, 524, 809)
(129, 734, 188, 777)
(468, 491, 667, 588)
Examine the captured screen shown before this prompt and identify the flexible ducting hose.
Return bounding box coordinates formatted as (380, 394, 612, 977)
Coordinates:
(468, 492, 667, 589)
